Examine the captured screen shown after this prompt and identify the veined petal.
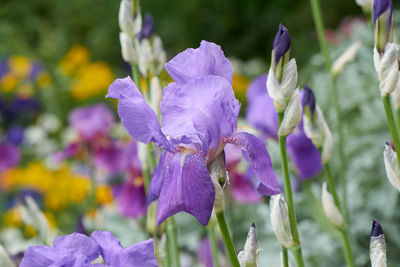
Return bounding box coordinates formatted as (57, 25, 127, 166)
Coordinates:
(156, 152, 215, 226)
(165, 40, 233, 84)
(225, 132, 280, 195)
(246, 74, 279, 139)
(53, 233, 100, 262)
(91, 231, 122, 265)
(107, 76, 173, 151)
(120, 239, 157, 267)
(20, 246, 56, 267)
(161, 75, 240, 154)
(147, 150, 173, 204)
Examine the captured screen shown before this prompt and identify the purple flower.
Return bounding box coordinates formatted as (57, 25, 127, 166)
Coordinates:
(197, 237, 226, 267)
(20, 233, 101, 267)
(91, 231, 157, 267)
(373, 0, 393, 52)
(0, 143, 20, 171)
(107, 41, 279, 226)
(137, 13, 155, 41)
(272, 24, 291, 71)
(69, 104, 114, 140)
(93, 141, 126, 174)
(246, 74, 322, 180)
(5, 125, 24, 146)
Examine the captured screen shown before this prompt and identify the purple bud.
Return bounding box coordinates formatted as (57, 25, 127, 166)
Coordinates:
(272, 24, 291, 70)
(373, 0, 392, 27)
(371, 220, 384, 237)
(373, 0, 393, 52)
(302, 86, 316, 117)
(137, 13, 155, 41)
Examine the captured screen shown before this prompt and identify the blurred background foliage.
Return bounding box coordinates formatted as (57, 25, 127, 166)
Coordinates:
(0, 0, 373, 72)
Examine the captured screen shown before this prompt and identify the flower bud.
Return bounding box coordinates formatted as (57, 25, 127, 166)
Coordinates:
(383, 143, 400, 192)
(272, 24, 291, 82)
(278, 89, 302, 136)
(0, 244, 15, 267)
(321, 124, 333, 164)
(270, 194, 298, 249)
(373, 42, 399, 96)
(210, 151, 227, 212)
(119, 0, 142, 37)
(238, 223, 260, 267)
(370, 220, 387, 267)
(137, 13, 155, 41)
(120, 32, 138, 64)
(321, 182, 344, 228)
(331, 41, 362, 77)
(373, 0, 393, 53)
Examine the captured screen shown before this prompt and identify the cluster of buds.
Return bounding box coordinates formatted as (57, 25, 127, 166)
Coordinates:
(238, 223, 260, 267)
(270, 194, 299, 250)
(383, 142, 400, 192)
(370, 220, 387, 267)
(267, 24, 302, 136)
(372, 0, 398, 97)
(119, 0, 166, 77)
(302, 86, 333, 163)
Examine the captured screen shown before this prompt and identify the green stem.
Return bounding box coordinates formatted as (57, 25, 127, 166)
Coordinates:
(282, 247, 289, 267)
(278, 112, 305, 267)
(309, 0, 349, 222)
(323, 163, 355, 267)
(382, 95, 400, 167)
(166, 218, 180, 267)
(132, 64, 142, 92)
(396, 108, 400, 136)
(215, 210, 240, 267)
(207, 224, 221, 267)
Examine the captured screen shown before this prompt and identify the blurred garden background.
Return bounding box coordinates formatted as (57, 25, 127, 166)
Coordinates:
(2, 0, 400, 266)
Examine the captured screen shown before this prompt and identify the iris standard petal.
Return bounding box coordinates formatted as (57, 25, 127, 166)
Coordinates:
(107, 76, 173, 151)
(225, 132, 280, 196)
(287, 128, 322, 180)
(161, 75, 240, 154)
(165, 40, 233, 84)
(156, 152, 215, 226)
(20, 246, 56, 267)
(246, 74, 279, 139)
(53, 233, 100, 262)
(120, 239, 157, 267)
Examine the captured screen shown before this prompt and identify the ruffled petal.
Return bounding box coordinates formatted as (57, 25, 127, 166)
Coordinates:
(225, 132, 280, 196)
(53, 233, 100, 262)
(287, 128, 322, 180)
(246, 74, 279, 139)
(120, 239, 157, 267)
(20, 246, 56, 267)
(107, 76, 173, 151)
(147, 150, 173, 204)
(91, 231, 122, 265)
(156, 152, 215, 226)
(165, 40, 233, 84)
(160, 75, 240, 154)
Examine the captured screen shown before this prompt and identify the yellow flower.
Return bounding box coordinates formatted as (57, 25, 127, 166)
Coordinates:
(3, 208, 23, 228)
(0, 73, 18, 92)
(8, 56, 31, 79)
(70, 62, 114, 100)
(59, 45, 90, 75)
(96, 184, 113, 206)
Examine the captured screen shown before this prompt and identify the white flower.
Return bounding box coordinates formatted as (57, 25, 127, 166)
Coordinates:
(383, 143, 400, 192)
(278, 89, 302, 136)
(373, 43, 399, 96)
(331, 41, 362, 76)
(267, 59, 298, 111)
(321, 182, 344, 228)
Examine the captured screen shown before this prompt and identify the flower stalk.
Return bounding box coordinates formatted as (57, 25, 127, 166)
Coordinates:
(215, 210, 240, 267)
(278, 111, 305, 267)
(166, 217, 180, 267)
(382, 95, 400, 166)
(206, 223, 221, 267)
(282, 247, 289, 267)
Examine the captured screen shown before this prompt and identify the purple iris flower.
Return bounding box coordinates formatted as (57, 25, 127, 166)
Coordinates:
(0, 143, 20, 171)
(112, 142, 147, 218)
(137, 13, 155, 41)
(20, 231, 157, 267)
(69, 104, 115, 141)
(107, 41, 279, 226)
(197, 237, 226, 267)
(272, 24, 291, 70)
(246, 74, 322, 180)
(373, 0, 392, 28)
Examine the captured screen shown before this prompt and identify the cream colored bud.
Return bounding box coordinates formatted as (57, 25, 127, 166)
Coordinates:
(370, 221, 387, 267)
(267, 59, 298, 111)
(373, 43, 399, 96)
(138, 142, 148, 170)
(303, 106, 326, 148)
(391, 73, 400, 110)
(321, 182, 344, 228)
(238, 223, 260, 267)
(383, 144, 400, 192)
(278, 89, 302, 136)
(331, 41, 362, 76)
(119, 0, 142, 37)
(120, 32, 137, 64)
(138, 39, 153, 76)
(321, 124, 333, 164)
(150, 76, 162, 116)
(151, 35, 167, 76)
(270, 195, 298, 249)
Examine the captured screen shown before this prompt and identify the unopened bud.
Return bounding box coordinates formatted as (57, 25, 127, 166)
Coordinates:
(150, 76, 162, 116)
(373, 0, 393, 53)
(373, 43, 399, 96)
(119, 0, 142, 37)
(0, 244, 15, 267)
(321, 182, 344, 228)
(210, 151, 227, 212)
(303, 106, 326, 148)
(383, 143, 400, 192)
(271, 24, 291, 82)
(331, 41, 362, 77)
(278, 89, 302, 136)
(270, 194, 298, 249)
(238, 223, 260, 267)
(321, 124, 333, 164)
(370, 220, 387, 267)
(120, 32, 137, 64)
(391, 74, 400, 109)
